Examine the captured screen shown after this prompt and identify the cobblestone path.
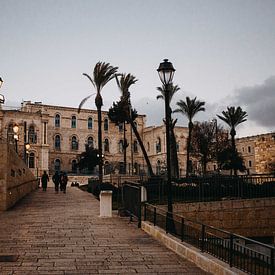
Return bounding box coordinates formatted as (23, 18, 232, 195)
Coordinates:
(0, 186, 209, 274)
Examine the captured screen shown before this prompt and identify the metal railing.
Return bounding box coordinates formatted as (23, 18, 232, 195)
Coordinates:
(122, 182, 141, 227)
(144, 175, 275, 204)
(144, 204, 275, 275)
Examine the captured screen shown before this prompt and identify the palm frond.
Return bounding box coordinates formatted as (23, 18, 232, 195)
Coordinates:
(78, 95, 92, 113)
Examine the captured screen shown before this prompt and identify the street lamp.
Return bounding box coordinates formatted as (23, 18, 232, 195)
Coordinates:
(13, 125, 19, 153)
(157, 59, 175, 214)
(25, 143, 31, 164)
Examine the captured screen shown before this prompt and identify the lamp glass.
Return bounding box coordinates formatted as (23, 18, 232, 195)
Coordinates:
(157, 59, 175, 85)
(0, 94, 4, 104)
(13, 125, 19, 134)
(14, 134, 19, 140)
(25, 143, 31, 150)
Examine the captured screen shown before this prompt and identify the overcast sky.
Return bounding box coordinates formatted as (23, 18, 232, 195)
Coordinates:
(1, 0, 275, 137)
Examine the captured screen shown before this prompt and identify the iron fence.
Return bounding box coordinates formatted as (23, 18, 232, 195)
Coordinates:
(144, 203, 275, 275)
(144, 175, 275, 204)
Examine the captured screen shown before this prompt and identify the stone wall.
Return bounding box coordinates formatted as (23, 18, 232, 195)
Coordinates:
(173, 198, 275, 239)
(0, 142, 38, 211)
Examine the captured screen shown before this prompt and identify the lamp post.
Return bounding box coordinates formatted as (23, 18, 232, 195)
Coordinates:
(0, 77, 5, 109)
(157, 59, 175, 214)
(13, 125, 19, 153)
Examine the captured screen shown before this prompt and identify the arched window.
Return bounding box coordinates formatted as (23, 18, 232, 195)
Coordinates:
(88, 117, 93, 129)
(118, 123, 123, 132)
(87, 136, 94, 148)
(28, 125, 37, 144)
(104, 138, 109, 152)
(55, 135, 61, 150)
(54, 159, 61, 172)
(156, 137, 161, 153)
(71, 116, 77, 128)
(133, 140, 138, 153)
(104, 118, 108, 131)
(72, 160, 77, 173)
(29, 152, 35, 168)
(118, 140, 123, 153)
(55, 114, 60, 128)
(71, 136, 78, 150)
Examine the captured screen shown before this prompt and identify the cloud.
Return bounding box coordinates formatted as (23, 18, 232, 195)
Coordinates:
(232, 76, 275, 128)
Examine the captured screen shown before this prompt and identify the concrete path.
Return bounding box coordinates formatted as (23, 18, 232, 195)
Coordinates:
(0, 186, 209, 275)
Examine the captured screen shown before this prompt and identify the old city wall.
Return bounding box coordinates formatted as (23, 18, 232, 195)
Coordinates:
(174, 198, 275, 239)
(0, 141, 38, 211)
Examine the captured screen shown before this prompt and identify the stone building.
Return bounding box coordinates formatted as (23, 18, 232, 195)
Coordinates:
(0, 101, 274, 177)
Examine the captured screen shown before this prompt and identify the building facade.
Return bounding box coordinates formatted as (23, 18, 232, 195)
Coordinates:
(0, 101, 274, 177)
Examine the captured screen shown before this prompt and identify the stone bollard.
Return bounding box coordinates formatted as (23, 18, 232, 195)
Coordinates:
(99, 190, 112, 217)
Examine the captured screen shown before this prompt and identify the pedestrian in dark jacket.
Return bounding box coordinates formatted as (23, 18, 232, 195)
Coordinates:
(60, 172, 68, 193)
(52, 171, 60, 193)
(41, 171, 49, 191)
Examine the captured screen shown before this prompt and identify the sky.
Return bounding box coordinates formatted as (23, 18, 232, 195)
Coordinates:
(1, 0, 275, 137)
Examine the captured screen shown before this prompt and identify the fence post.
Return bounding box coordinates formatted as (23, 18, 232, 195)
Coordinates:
(153, 207, 156, 226)
(138, 186, 141, 228)
(229, 234, 234, 267)
(201, 224, 205, 252)
(181, 217, 185, 242)
(144, 203, 147, 221)
(271, 247, 274, 275)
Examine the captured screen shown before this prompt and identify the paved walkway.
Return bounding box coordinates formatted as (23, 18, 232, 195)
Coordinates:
(0, 186, 209, 275)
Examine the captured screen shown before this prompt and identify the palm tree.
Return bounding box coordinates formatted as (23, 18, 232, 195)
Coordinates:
(174, 97, 205, 177)
(79, 62, 118, 184)
(115, 73, 154, 176)
(217, 106, 247, 152)
(217, 106, 247, 176)
(156, 84, 180, 178)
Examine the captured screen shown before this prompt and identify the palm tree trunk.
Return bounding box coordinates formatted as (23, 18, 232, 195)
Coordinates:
(170, 125, 179, 178)
(129, 120, 154, 177)
(186, 122, 193, 178)
(95, 94, 103, 184)
(123, 121, 127, 174)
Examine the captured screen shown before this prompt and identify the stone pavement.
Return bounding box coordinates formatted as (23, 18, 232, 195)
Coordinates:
(0, 185, 209, 275)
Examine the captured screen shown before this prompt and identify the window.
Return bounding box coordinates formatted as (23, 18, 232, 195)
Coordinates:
(248, 160, 252, 167)
(71, 116, 77, 128)
(87, 136, 94, 148)
(54, 135, 61, 150)
(248, 146, 251, 153)
(156, 160, 161, 175)
(176, 142, 179, 152)
(133, 140, 138, 153)
(55, 114, 60, 128)
(104, 138, 109, 152)
(119, 140, 123, 153)
(54, 159, 61, 172)
(72, 160, 77, 173)
(118, 123, 123, 132)
(28, 125, 37, 144)
(88, 117, 93, 129)
(29, 152, 35, 168)
(147, 142, 150, 151)
(104, 118, 108, 131)
(156, 138, 161, 153)
(71, 136, 78, 150)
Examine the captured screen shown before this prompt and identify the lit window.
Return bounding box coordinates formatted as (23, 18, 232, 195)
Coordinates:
(87, 137, 94, 148)
(71, 136, 78, 150)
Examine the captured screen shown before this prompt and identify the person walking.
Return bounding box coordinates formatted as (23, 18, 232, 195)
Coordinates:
(60, 172, 68, 193)
(41, 171, 49, 191)
(52, 171, 60, 193)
